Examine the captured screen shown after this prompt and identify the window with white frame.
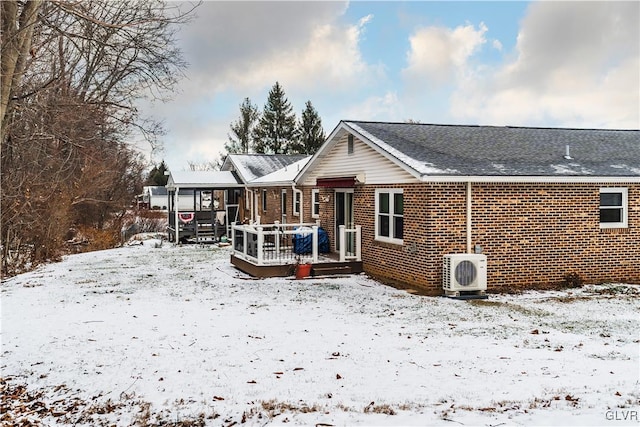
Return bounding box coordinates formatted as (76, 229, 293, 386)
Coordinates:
(375, 188, 403, 244)
(293, 190, 301, 216)
(312, 189, 320, 218)
(600, 188, 628, 228)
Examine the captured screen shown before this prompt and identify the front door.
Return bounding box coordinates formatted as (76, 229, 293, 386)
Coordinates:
(335, 190, 354, 253)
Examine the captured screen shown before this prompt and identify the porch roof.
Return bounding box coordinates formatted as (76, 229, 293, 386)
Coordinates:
(165, 171, 243, 190)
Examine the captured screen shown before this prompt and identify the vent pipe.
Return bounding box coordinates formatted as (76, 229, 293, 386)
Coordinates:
(563, 145, 572, 160)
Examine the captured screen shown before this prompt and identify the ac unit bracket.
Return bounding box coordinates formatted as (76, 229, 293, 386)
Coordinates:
(444, 289, 488, 300)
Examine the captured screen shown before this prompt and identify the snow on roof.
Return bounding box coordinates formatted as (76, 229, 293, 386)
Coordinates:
(144, 186, 168, 196)
(250, 156, 311, 185)
(344, 121, 640, 177)
(222, 154, 308, 183)
(166, 171, 241, 189)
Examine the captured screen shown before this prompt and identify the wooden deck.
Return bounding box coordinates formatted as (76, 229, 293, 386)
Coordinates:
(231, 253, 363, 278)
(230, 221, 363, 279)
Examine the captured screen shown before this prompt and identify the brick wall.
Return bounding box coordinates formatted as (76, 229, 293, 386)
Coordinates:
(322, 182, 639, 294)
(250, 187, 289, 224)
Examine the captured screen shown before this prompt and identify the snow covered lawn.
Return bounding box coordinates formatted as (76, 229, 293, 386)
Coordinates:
(1, 241, 639, 426)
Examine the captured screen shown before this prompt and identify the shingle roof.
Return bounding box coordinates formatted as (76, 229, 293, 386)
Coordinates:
(166, 171, 242, 189)
(345, 121, 640, 177)
(251, 156, 311, 185)
(222, 154, 308, 183)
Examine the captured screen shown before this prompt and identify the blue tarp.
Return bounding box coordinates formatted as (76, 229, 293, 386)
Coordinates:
(293, 227, 329, 254)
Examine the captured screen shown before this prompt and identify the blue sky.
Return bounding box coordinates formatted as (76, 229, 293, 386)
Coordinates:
(140, 1, 639, 171)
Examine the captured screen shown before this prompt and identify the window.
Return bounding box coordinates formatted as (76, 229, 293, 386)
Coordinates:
(375, 189, 403, 244)
(293, 190, 302, 216)
(312, 189, 320, 218)
(262, 189, 267, 212)
(347, 134, 354, 154)
(600, 188, 628, 228)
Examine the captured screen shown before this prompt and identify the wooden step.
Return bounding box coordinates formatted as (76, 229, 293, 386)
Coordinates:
(311, 265, 352, 276)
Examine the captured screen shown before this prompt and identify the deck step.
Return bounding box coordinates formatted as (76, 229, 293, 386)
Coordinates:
(312, 265, 352, 276)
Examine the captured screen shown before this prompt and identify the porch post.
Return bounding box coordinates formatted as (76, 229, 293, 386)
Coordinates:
(174, 186, 180, 243)
(257, 226, 264, 265)
(355, 225, 362, 261)
(312, 225, 319, 263)
(231, 222, 236, 255)
(339, 224, 345, 262)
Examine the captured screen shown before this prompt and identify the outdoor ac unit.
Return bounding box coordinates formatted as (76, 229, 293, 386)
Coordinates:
(443, 254, 487, 293)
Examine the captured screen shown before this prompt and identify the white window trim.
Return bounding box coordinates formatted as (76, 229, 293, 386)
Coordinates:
(599, 187, 628, 229)
(311, 189, 320, 219)
(374, 188, 403, 245)
(293, 189, 302, 216)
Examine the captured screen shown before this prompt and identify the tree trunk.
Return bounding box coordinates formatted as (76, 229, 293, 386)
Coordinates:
(0, 0, 43, 134)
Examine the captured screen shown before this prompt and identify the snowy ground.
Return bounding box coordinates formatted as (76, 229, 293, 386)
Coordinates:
(1, 238, 639, 426)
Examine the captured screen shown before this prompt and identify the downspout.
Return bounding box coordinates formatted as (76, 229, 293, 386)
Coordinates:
(466, 181, 472, 254)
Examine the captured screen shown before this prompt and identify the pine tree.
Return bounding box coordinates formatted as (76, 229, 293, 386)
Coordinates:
(226, 97, 259, 154)
(293, 100, 325, 154)
(253, 82, 297, 154)
(147, 160, 169, 186)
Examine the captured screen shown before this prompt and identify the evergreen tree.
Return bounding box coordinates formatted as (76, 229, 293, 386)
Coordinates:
(146, 160, 169, 186)
(253, 82, 297, 154)
(226, 97, 259, 154)
(293, 100, 325, 154)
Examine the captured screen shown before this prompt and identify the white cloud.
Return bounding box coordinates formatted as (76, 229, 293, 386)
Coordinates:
(342, 91, 403, 121)
(402, 22, 488, 87)
(176, 2, 379, 97)
(217, 14, 379, 94)
(450, 2, 640, 129)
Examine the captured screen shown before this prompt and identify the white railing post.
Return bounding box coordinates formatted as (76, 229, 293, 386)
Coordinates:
(312, 225, 319, 263)
(231, 222, 236, 255)
(355, 225, 362, 261)
(274, 223, 280, 255)
(257, 226, 264, 265)
(339, 225, 345, 262)
(243, 227, 248, 257)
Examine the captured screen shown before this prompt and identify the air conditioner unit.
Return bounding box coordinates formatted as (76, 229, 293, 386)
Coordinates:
(443, 254, 487, 294)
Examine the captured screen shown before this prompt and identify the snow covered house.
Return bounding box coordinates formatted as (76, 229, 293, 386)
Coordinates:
(141, 186, 168, 210)
(220, 154, 308, 224)
(285, 120, 640, 294)
(165, 154, 310, 244)
(226, 155, 359, 278)
(165, 171, 243, 243)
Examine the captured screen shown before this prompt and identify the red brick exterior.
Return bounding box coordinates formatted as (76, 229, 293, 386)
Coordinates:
(300, 182, 640, 294)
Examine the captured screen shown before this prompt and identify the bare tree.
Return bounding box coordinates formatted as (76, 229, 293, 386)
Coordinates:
(1, 1, 198, 276)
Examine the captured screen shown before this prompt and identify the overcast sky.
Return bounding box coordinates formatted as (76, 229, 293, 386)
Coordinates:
(140, 1, 640, 171)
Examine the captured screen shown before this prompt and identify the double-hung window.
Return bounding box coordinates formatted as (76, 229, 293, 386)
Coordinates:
(375, 188, 403, 244)
(599, 188, 628, 228)
(311, 189, 320, 218)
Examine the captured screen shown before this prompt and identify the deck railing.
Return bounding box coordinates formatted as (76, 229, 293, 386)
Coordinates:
(231, 222, 361, 266)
